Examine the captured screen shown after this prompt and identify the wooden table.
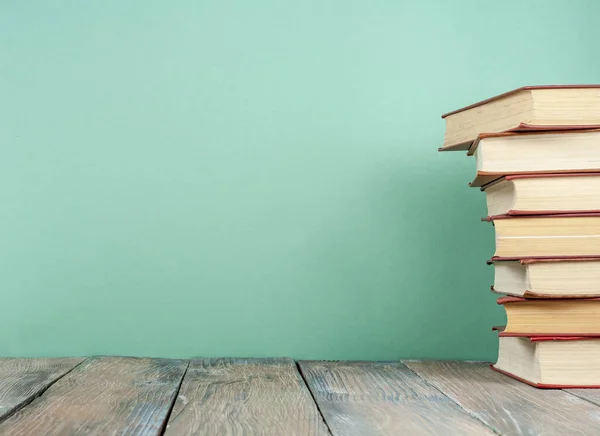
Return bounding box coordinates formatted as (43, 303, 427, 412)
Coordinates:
(0, 357, 599, 435)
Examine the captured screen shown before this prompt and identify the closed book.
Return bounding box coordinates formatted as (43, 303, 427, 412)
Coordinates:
(485, 213, 600, 259)
(497, 297, 600, 337)
(491, 258, 600, 298)
(483, 173, 600, 216)
(469, 130, 600, 187)
(492, 333, 600, 388)
(440, 85, 600, 152)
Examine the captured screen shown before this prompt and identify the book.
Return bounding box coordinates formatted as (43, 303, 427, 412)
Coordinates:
(440, 85, 600, 151)
(484, 174, 600, 216)
(497, 296, 600, 336)
(492, 335, 600, 388)
(487, 213, 600, 259)
(492, 258, 600, 298)
(469, 130, 600, 187)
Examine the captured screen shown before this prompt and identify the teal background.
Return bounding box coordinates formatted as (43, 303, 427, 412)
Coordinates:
(1, 0, 599, 360)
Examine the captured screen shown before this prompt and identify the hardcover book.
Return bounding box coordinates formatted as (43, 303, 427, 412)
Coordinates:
(491, 258, 600, 298)
(483, 173, 600, 216)
(497, 297, 600, 336)
(493, 333, 600, 388)
(485, 213, 600, 259)
(440, 85, 600, 151)
(469, 130, 600, 187)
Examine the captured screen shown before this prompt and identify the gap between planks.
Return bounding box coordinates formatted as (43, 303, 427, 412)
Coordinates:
(158, 359, 190, 436)
(298, 360, 496, 435)
(0, 357, 87, 426)
(164, 357, 330, 435)
(9, 358, 600, 436)
(295, 361, 334, 436)
(400, 360, 496, 433)
(72, 356, 193, 436)
(403, 359, 600, 420)
(0, 357, 189, 436)
(0, 357, 329, 436)
(403, 360, 600, 435)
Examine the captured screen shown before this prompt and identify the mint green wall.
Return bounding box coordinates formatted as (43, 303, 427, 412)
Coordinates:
(1, 0, 599, 360)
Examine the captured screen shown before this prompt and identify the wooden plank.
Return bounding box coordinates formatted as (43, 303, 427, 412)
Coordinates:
(565, 388, 600, 407)
(0, 356, 188, 436)
(165, 357, 330, 435)
(404, 360, 600, 435)
(0, 357, 84, 421)
(298, 360, 494, 436)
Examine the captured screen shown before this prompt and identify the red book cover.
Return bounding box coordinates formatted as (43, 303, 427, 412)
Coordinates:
(492, 325, 590, 341)
(483, 211, 600, 222)
(483, 172, 600, 187)
(490, 284, 600, 299)
(465, 128, 600, 156)
(488, 255, 600, 263)
(490, 365, 600, 389)
(497, 296, 600, 304)
(473, 168, 600, 188)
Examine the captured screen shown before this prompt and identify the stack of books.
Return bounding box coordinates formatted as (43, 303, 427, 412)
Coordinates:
(441, 85, 600, 388)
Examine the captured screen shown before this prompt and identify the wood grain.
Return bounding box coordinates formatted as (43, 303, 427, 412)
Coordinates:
(566, 388, 600, 407)
(298, 361, 494, 436)
(404, 360, 600, 435)
(165, 357, 329, 436)
(0, 357, 84, 422)
(0, 356, 188, 436)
